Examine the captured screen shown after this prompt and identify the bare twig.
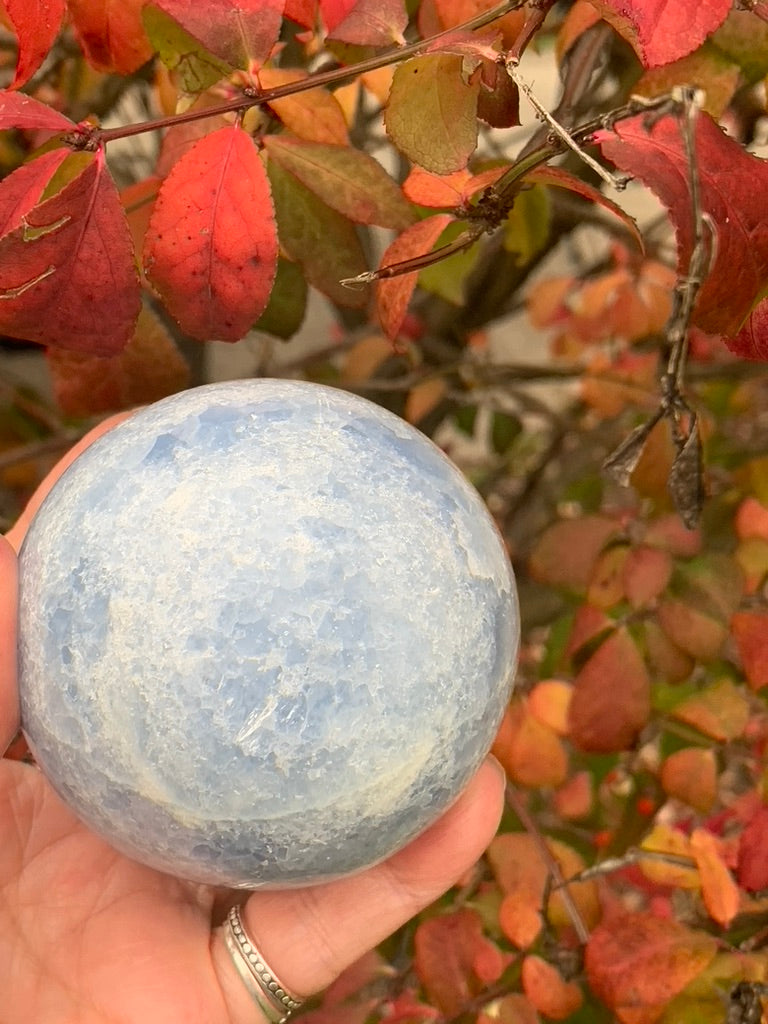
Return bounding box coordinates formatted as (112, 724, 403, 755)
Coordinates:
(505, 784, 590, 943)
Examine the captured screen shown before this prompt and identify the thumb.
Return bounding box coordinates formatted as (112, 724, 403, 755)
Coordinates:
(0, 536, 18, 753)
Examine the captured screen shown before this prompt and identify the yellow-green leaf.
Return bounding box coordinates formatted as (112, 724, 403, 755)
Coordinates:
(384, 53, 479, 174)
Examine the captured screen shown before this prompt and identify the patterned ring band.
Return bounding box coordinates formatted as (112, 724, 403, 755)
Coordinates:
(222, 904, 304, 1023)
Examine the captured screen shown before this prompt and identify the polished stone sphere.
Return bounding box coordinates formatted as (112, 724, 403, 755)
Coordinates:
(18, 379, 519, 888)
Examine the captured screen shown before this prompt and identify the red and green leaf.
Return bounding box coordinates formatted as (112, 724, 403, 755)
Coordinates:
(0, 153, 140, 353)
(144, 126, 278, 341)
(267, 157, 368, 308)
(262, 136, 413, 229)
(326, 0, 408, 46)
(0, 148, 70, 236)
(149, 0, 284, 69)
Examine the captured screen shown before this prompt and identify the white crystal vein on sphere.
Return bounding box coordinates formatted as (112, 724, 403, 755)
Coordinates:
(18, 379, 519, 888)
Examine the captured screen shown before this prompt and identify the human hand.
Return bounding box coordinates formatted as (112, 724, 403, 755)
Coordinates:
(0, 417, 505, 1024)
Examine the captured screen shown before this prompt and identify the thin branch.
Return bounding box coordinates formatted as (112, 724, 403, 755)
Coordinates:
(505, 784, 591, 944)
(92, 0, 527, 146)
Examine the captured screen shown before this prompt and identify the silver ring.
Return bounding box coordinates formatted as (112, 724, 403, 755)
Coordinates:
(221, 904, 304, 1023)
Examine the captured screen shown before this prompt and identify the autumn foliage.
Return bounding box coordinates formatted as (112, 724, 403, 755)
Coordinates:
(5, 0, 768, 1021)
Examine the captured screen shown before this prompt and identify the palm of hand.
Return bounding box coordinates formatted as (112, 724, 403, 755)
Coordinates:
(1, 758, 229, 1024)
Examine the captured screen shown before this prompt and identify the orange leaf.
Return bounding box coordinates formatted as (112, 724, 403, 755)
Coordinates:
(521, 956, 582, 1020)
(569, 628, 651, 753)
(735, 497, 768, 541)
(643, 620, 693, 682)
(260, 67, 350, 144)
(527, 680, 572, 736)
(643, 515, 702, 557)
(554, 770, 593, 820)
(477, 993, 539, 1024)
(671, 678, 750, 742)
(404, 378, 447, 424)
(732, 611, 768, 690)
(47, 307, 190, 416)
(414, 909, 505, 1015)
(529, 515, 620, 592)
(491, 701, 568, 788)
(587, 543, 629, 608)
(639, 825, 700, 890)
(623, 545, 672, 608)
(585, 911, 717, 1024)
(660, 747, 717, 813)
(488, 833, 600, 940)
(68, 0, 153, 74)
(656, 599, 727, 662)
(144, 126, 278, 342)
(690, 828, 740, 928)
(376, 214, 453, 340)
(498, 892, 542, 949)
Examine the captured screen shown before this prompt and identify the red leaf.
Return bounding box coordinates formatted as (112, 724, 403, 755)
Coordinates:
(588, 0, 730, 68)
(0, 153, 140, 354)
(67, 0, 153, 74)
(569, 627, 651, 753)
(528, 515, 620, 591)
(731, 610, 768, 690)
(319, 0, 355, 32)
(47, 307, 190, 416)
(376, 214, 453, 339)
(4, 0, 66, 88)
(596, 112, 768, 338)
(0, 149, 69, 236)
(585, 911, 717, 1024)
(327, 0, 408, 46)
(727, 297, 768, 360)
(526, 165, 643, 250)
(0, 90, 73, 132)
(737, 805, 768, 892)
(414, 909, 505, 1016)
(659, 747, 716, 813)
(151, 0, 284, 67)
(144, 126, 278, 342)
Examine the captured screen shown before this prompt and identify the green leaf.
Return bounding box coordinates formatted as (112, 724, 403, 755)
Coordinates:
(417, 220, 482, 304)
(384, 53, 479, 174)
(143, 5, 231, 93)
(491, 411, 522, 454)
(267, 158, 368, 308)
(502, 184, 550, 263)
(262, 136, 414, 229)
(253, 258, 307, 339)
(454, 405, 477, 436)
(712, 8, 768, 83)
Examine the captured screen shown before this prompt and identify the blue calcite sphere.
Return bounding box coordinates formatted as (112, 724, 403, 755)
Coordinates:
(18, 380, 519, 888)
